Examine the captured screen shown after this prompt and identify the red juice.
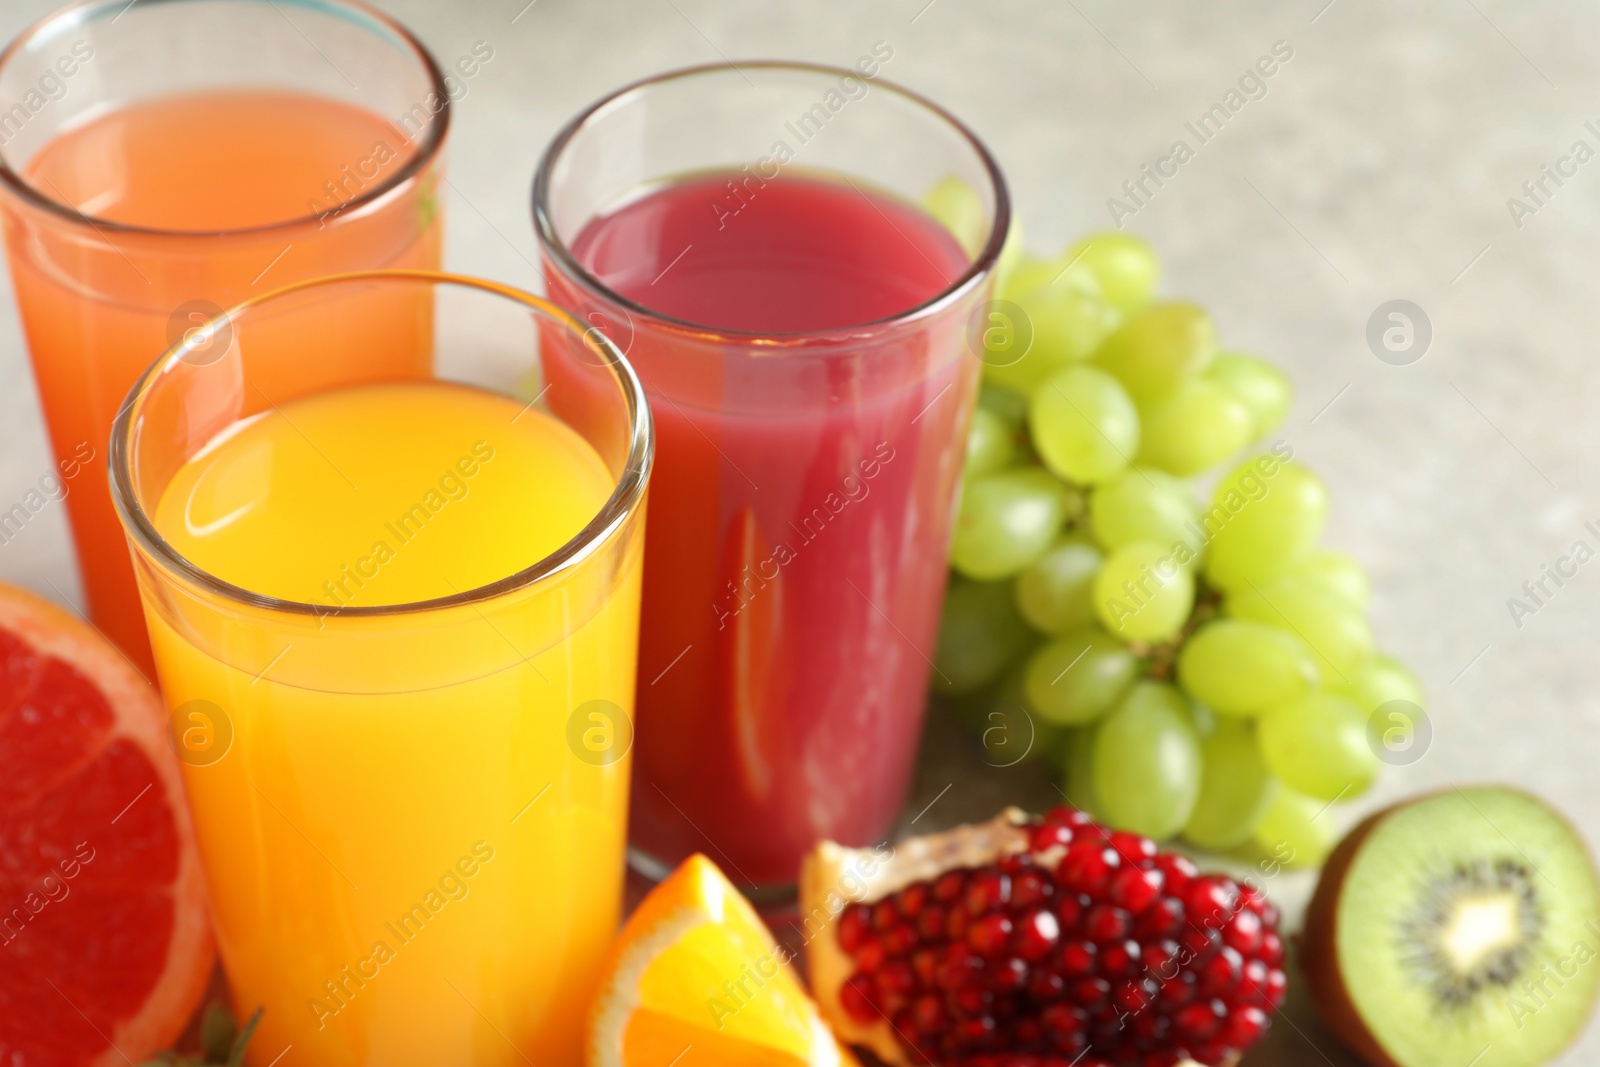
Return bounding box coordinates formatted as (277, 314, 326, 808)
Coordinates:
(563, 169, 979, 888)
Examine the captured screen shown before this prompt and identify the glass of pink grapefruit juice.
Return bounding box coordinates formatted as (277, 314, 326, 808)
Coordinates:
(110, 272, 652, 1067)
(535, 61, 1010, 892)
(0, 0, 453, 677)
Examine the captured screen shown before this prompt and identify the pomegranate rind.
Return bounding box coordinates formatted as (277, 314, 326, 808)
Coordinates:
(798, 809, 1031, 1065)
(0, 584, 214, 1065)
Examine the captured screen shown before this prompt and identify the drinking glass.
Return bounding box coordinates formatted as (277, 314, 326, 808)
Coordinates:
(0, 0, 450, 676)
(534, 61, 1009, 892)
(110, 271, 651, 1066)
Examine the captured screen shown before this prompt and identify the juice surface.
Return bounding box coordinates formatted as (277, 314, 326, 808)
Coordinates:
(565, 170, 978, 886)
(4, 90, 441, 675)
(147, 381, 638, 1067)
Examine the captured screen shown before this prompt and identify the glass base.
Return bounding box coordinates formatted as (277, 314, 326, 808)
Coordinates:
(627, 844, 798, 906)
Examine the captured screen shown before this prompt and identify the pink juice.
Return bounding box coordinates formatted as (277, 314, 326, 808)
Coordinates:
(562, 169, 980, 887)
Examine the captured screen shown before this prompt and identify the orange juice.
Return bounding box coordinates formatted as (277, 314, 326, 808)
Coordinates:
(146, 381, 639, 1067)
(1, 90, 442, 675)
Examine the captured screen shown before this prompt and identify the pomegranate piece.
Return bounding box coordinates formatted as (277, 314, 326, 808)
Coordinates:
(801, 806, 1284, 1067)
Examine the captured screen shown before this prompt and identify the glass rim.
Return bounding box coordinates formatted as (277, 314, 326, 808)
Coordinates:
(531, 59, 1011, 346)
(0, 0, 451, 239)
(108, 269, 655, 619)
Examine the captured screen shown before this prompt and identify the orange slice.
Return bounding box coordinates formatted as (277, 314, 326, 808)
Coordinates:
(587, 854, 857, 1067)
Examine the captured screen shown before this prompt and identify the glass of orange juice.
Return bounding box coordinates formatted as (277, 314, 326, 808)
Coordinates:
(109, 271, 652, 1067)
(0, 0, 453, 677)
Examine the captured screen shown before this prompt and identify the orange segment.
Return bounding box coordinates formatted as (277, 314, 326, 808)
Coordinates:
(588, 855, 857, 1067)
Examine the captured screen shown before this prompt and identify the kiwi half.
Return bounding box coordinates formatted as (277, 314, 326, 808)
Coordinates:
(1304, 786, 1600, 1067)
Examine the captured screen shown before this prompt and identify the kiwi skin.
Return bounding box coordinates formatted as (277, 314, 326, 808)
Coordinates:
(1301, 800, 1403, 1067)
(1301, 786, 1599, 1067)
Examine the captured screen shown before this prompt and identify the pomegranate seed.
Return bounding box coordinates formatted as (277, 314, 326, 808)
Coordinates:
(954, 984, 995, 1016)
(1084, 904, 1130, 942)
(1031, 822, 1074, 852)
(838, 903, 870, 954)
(937, 944, 982, 990)
(1109, 830, 1157, 864)
(1224, 908, 1264, 954)
(934, 870, 965, 903)
(957, 1014, 997, 1048)
(1058, 940, 1097, 977)
(1185, 877, 1239, 929)
(1108, 864, 1164, 914)
(1260, 929, 1285, 965)
(910, 992, 947, 1034)
(884, 921, 917, 956)
(1259, 901, 1282, 928)
(1199, 946, 1243, 996)
(1153, 852, 1197, 896)
(1013, 869, 1054, 909)
(1014, 909, 1061, 962)
(1113, 977, 1155, 1013)
(1055, 892, 1087, 932)
(1144, 938, 1181, 979)
(967, 914, 1014, 957)
(840, 972, 878, 1023)
(910, 946, 940, 988)
(947, 907, 971, 940)
(1056, 840, 1120, 897)
(1222, 1005, 1271, 1047)
(1174, 998, 1226, 1040)
(1041, 1001, 1088, 1037)
(899, 881, 930, 918)
(1157, 970, 1198, 1008)
(871, 899, 899, 932)
(999, 851, 1034, 875)
(1135, 896, 1185, 939)
(917, 903, 948, 941)
(1264, 967, 1289, 1008)
(1099, 938, 1141, 976)
(1028, 968, 1066, 1002)
(1180, 925, 1219, 957)
(877, 960, 915, 1010)
(966, 870, 1012, 915)
(856, 937, 887, 974)
(991, 956, 1029, 993)
(1072, 976, 1111, 1009)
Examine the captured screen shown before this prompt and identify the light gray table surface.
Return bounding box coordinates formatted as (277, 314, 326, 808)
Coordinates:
(0, 2, 1596, 1064)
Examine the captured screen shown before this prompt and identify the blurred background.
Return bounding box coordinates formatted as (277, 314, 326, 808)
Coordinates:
(0, 1, 1594, 1063)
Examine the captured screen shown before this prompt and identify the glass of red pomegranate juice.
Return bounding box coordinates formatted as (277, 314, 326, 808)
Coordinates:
(534, 59, 1010, 894)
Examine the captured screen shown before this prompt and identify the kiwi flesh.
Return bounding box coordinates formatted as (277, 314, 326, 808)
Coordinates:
(1304, 786, 1600, 1067)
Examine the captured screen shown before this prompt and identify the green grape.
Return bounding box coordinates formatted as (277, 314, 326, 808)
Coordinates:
(1177, 618, 1318, 716)
(1023, 627, 1141, 725)
(985, 270, 1116, 396)
(1062, 724, 1105, 820)
(1029, 366, 1139, 485)
(1184, 722, 1279, 851)
(1092, 541, 1194, 643)
(1087, 467, 1201, 554)
(1205, 351, 1291, 438)
(1135, 379, 1254, 477)
(1202, 456, 1328, 592)
(994, 215, 1026, 284)
(964, 407, 1015, 480)
(978, 381, 1029, 430)
(1014, 536, 1103, 634)
(923, 173, 986, 257)
(1092, 301, 1216, 399)
(950, 468, 1066, 580)
(1333, 653, 1423, 714)
(934, 577, 1035, 694)
(1258, 690, 1378, 800)
(998, 252, 1056, 303)
(1252, 786, 1342, 869)
(977, 676, 1073, 768)
(1285, 548, 1370, 609)
(1092, 682, 1202, 840)
(1226, 581, 1373, 685)
(1066, 231, 1160, 312)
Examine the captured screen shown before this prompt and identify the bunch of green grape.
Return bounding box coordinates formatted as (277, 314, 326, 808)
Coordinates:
(933, 226, 1423, 869)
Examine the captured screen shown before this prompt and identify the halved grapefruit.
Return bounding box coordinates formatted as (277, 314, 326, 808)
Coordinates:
(0, 582, 214, 1065)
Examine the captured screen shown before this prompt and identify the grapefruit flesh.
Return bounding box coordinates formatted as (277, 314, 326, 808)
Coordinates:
(0, 584, 214, 1066)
